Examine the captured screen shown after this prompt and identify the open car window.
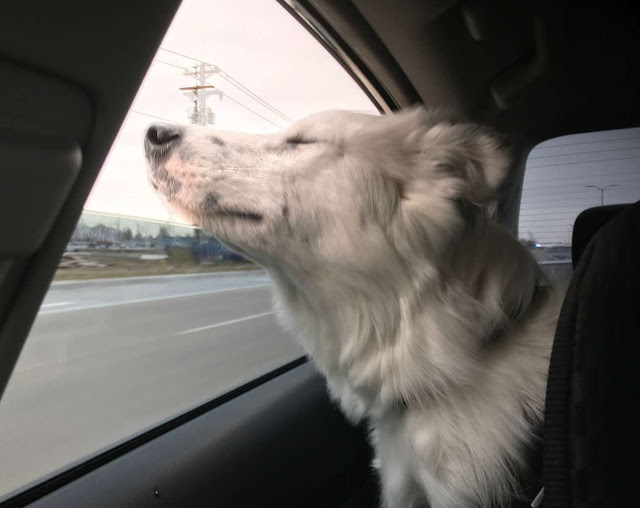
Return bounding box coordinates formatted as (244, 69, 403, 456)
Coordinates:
(519, 127, 640, 284)
(0, 0, 376, 500)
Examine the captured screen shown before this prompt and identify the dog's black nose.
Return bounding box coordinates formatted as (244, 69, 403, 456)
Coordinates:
(145, 123, 182, 152)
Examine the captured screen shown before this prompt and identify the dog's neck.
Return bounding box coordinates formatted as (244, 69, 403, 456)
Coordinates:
(267, 223, 545, 420)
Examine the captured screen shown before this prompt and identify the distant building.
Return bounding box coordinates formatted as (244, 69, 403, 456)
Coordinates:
(67, 211, 243, 261)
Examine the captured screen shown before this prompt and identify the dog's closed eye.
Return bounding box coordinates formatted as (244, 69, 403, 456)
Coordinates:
(285, 135, 318, 146)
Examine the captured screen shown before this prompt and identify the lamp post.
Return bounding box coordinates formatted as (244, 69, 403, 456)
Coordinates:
(584, 184, 619, 206)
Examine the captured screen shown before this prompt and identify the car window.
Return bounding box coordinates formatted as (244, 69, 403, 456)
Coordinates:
(519, 127, 640, 284)
(0, 0, 376, 500)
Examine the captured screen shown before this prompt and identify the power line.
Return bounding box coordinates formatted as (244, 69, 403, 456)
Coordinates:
(215, 72, 293, 123)
(523, 170, 640, 184)
(519, 223, 577, 229)
(526, 155, 640, 170)
(519, 210, 597, 217)
(154, 54, 283, 128)
(522, 184, 640, 196)
(519, 227, 577, 232)
(148, 58, 287, 128)
(159, 47, 197, 60)
(520, 207, 613, 216)
(520, 216, 610, 223)
(131, 110, 177, 123)
(521, 198, 640, 207)
(521, 212, 631, 220)
(522, 183, 640, 194)
(520, 197, 640, 208)
(523, 186, 640, 194)
(528, 145, 640, 160)
(153, 59, 185, 70)
(520, 200, 639, 210)
(211, 85, 284, 129)
(521, 224, 574, 230)
(521, 191, 640, 204)
(534, 135, 640, 150)
(523, 182, 640, 194)
(158, 47, 293, 124)
(522, 196, 640, 205)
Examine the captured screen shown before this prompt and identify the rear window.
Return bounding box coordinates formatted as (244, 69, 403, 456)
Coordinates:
(519, 127, 640, 284)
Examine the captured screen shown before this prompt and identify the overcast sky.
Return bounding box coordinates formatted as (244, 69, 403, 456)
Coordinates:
(85, 0, 376, 223)
(84, 0, 640, 245)
(520, 128, 640, 244)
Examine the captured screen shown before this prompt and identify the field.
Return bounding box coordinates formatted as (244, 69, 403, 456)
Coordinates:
(54, 249, 258, 281)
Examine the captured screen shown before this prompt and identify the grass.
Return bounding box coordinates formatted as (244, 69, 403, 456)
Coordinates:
(53, 251, 260, 281)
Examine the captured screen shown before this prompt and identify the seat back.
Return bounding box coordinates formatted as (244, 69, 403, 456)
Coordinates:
(543, 201, 640, 506)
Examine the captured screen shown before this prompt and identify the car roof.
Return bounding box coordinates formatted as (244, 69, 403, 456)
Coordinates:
(290, 0, 640, 143)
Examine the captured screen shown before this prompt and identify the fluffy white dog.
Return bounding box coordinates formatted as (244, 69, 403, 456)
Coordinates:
(144, 108, 561, 508)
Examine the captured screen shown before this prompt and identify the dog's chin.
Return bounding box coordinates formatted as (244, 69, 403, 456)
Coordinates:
(177, 203, 262, 228)
(164, 197, 265, 250)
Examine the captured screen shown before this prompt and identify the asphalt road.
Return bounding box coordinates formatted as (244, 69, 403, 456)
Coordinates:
(0, 271, 303, 499)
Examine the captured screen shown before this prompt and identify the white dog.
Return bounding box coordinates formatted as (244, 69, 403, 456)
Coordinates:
(144, 108, 562, 508)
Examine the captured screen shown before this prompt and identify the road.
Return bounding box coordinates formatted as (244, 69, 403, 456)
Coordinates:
(0, 271, 303, 499)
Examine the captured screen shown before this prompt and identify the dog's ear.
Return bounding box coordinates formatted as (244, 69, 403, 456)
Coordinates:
(383, 113, 512, 259)
(420, 121, 512, 205)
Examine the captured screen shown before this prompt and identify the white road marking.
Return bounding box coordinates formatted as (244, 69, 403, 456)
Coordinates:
(39, 284, 270, 315)
(40, 301, 74, 308)
(178, 311, 275, 336)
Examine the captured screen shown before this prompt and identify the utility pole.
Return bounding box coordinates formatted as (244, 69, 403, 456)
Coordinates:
(180, 62, 223, 125)
(584, 184, 619, 206)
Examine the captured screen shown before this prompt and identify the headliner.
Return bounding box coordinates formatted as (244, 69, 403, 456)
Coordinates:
(297, 0, 640, 144)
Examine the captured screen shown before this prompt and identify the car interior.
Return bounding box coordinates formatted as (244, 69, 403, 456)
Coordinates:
(0, 1, 638, 507)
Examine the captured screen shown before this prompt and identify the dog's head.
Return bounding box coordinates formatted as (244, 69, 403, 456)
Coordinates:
(144, 108, 510, 283)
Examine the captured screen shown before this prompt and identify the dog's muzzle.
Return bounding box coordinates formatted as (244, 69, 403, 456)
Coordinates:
(144, 123, 183, 163)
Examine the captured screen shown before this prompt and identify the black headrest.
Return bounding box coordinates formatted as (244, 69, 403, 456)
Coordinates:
(571, 204, 630, 268)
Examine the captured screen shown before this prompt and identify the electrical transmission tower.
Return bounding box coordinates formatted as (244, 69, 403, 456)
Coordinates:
(180, 62, 223, 126)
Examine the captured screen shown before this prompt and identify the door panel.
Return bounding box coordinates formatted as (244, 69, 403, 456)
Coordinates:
(20, 363, 379, 508)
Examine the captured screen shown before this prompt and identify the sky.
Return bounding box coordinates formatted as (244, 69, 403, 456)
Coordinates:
(84, 0, 640, 245)
(84, 0, 376, 223)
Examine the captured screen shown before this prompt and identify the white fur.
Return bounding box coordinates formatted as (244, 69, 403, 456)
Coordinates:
(146, 108, 562, 507)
